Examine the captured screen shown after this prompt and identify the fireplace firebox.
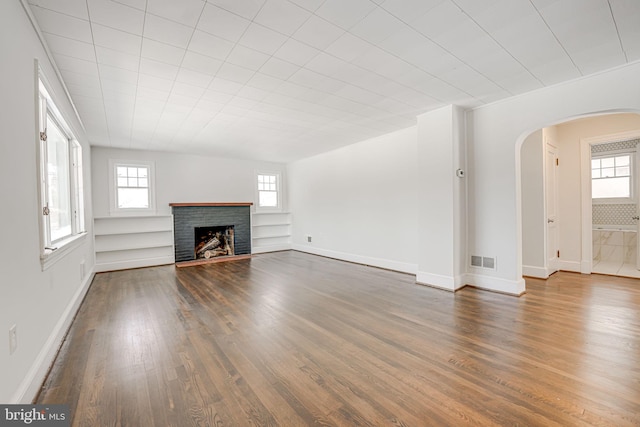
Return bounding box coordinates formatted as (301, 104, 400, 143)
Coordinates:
(194, 226, 234, 259)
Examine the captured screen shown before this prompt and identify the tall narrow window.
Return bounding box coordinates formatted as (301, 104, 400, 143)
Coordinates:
(38, 76, 85, 258)
(257, 172, 281, 210)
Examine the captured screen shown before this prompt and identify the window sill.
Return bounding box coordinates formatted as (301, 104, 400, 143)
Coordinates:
(40, 232, 88, 271)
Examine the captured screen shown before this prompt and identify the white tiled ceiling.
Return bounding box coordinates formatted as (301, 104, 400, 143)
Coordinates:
(27, 0, 637, 162)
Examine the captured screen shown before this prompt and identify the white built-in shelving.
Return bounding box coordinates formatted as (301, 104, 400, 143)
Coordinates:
(251, 212, 292, 253)
(94, 215, 174, 272)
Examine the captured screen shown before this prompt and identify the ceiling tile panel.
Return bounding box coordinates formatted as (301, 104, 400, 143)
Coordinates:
(139, 58, 179, 80)
(95, 46, 140, 71)
(43, 33, 96, 62)
(98, 63, 138, 84)
(292, 15, 345, 50)
(141, 38, 185, 66)
(205, 0, 265, 19)
(92, 23, 142, 55)
(181, 51, 223, 75)
(112, 0, 146, 11)
(175, 68, 213, 88)
(259, 57, 300, 80)
(349, 7, 407, 45)
(54, 54, 99, 77)
(287, 0, 324, 12)
(32, 6, 92, 42)
(379, 0, 445, 22)
(226, 45, 270, 71)
(188, 30, 235, 60)
(147, 0, 205, 27)
(87, 0, 144, 34)
(531, 0, 623, 70)
(315, 0, 377, 30)
(273, 38, 321, 66)
(28, 0, 89, 20)
(137, 73, 174, 92)
(254, 0, 310, 35)
(247, 73, 285, 91)
(325, 33, 373, 62)
(144, 14, 193, 49)
(215, 63, 256, 84)
(238, 23, 289, 55)
(198, 4, 251, 42)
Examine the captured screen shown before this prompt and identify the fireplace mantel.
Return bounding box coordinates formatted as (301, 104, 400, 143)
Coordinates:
(169, 202, 253, 207)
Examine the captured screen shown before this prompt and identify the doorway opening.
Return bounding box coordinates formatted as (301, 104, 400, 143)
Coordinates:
(520, 113, 640, 279)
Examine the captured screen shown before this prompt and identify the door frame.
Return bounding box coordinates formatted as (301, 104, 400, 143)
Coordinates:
(580, 129, 640, 274)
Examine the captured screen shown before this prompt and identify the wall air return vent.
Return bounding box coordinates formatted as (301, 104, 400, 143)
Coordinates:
(471, 255, 497, 270)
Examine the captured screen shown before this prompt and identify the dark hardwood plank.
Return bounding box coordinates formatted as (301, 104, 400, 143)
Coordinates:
(38, 251, 640, 426)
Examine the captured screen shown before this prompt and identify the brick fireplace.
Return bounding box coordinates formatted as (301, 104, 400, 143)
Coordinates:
(170, 203, 252, 266)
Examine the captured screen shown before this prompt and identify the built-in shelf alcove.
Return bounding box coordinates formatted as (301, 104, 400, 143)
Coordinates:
(170, 203, 252, 266)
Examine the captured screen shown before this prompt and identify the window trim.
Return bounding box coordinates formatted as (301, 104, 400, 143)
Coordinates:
(37, 67, 87, 270)
(108, 159, 157, 216)
(591, 149, 636, 204)
(255, 171, 282, 212)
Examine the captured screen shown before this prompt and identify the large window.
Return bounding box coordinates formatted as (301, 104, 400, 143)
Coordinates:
(592, 153, 633, 199)
(38, 77, 85, 257)
(256, 172, 281, 210)
(108, 159, 155, 214)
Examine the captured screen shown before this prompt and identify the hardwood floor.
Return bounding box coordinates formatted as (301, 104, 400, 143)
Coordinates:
(38, 251, 640, 426)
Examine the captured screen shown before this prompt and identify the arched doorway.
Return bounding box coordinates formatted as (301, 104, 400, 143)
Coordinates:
(519, 112, 640, 279)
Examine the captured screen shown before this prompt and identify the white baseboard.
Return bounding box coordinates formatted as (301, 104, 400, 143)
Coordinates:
(94, 255, 175, 272)
(522, 265, 549, 278)
(292, 244, 417, 274)
(466, 273, 526, 296)
(558, 260, 581, 273)
(11, 267, 95, 404)
(580, 260, 592, 274)
(416, 271, 465, 292)
(252, 243, 292, 254)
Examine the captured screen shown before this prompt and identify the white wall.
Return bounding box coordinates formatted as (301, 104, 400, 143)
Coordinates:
(91, 147, 286, 217)
(468, 61, 640, 294)
(0, 1, 95, 403)
(416, 106, 466, 290)
(555, 113, 640, 270)
(288, 126, 419, 273)
(520, 130, 545, 277)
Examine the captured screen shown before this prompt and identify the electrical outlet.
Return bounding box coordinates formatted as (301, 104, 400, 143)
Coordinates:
(9, 324, 17, 355)
(307, 235, 312, 243)
(80, 260, 85, 281)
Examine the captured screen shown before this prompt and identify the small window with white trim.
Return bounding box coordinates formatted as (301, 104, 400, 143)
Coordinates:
(592, 153, 633, 200)
(109, 159, 156, 214)
(256, 172, 281, 210)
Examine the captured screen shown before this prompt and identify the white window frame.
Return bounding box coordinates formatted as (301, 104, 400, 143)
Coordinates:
(37, 69, 86, 270)
(108, 159, 156, 215)
(255, 171, 282, 212)
(591, 149, 636, 204)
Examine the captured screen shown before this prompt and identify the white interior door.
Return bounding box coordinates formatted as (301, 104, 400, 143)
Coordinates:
(546, 144, 559, 274)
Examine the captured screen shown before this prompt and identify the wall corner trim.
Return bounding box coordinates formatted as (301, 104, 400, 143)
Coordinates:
(10, 268, 95, 404)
